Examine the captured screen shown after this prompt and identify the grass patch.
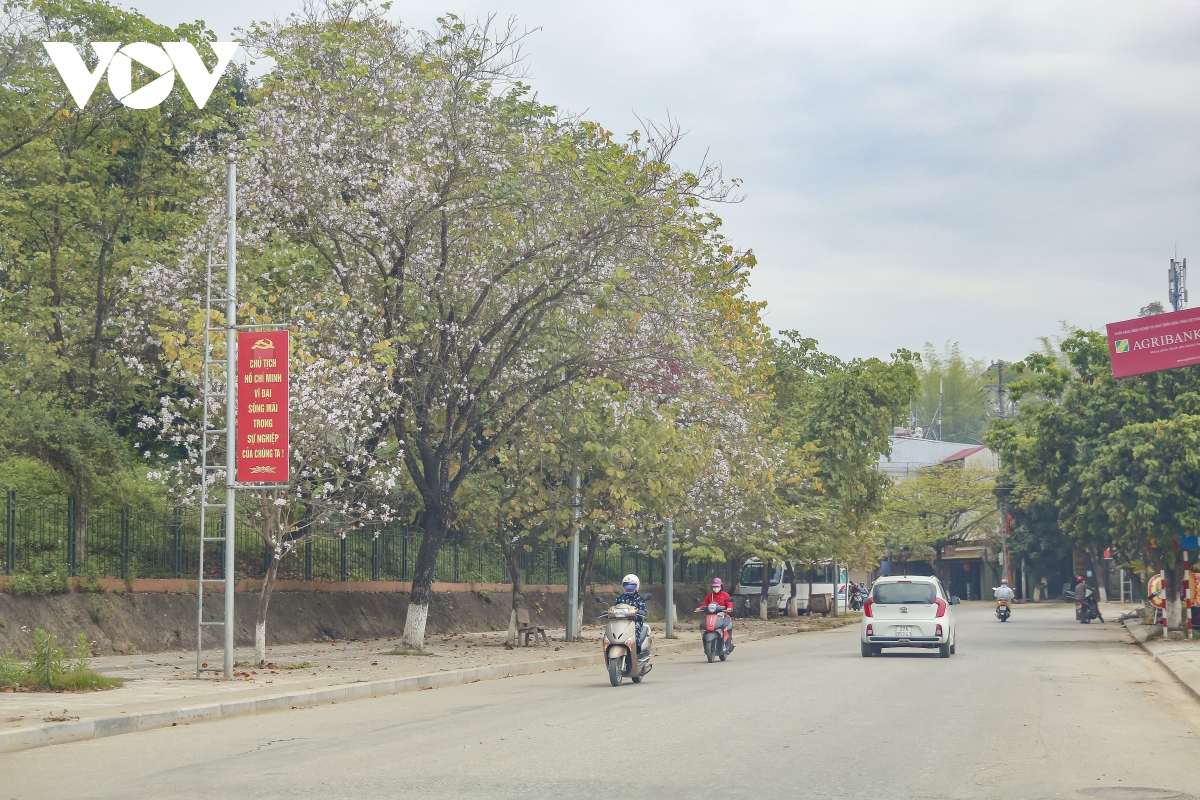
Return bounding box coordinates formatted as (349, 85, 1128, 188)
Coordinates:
(0, 630, 122, 692)
(382, 649, 433, 657)
(49, 670, 122, 691)
(277, 661, 314, 670)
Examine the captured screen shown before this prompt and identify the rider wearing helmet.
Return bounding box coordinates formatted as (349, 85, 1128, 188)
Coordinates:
(994, 577, 1015, 603)
(614, 574, 649, 659)
(699, 577, 735, 649)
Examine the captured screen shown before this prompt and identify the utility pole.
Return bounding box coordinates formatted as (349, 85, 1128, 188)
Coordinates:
(1169, 258, 1188, 312)
(566, 469, 581, 642)
(936, 376, 943, 441)
(992, 361, 1006, 421)
(665, 516, 675, 638)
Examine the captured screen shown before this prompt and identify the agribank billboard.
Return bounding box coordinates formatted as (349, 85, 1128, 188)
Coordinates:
(1106, 307, 1200, 378)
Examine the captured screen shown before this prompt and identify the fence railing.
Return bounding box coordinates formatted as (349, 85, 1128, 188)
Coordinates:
(2, 492, 725, 587)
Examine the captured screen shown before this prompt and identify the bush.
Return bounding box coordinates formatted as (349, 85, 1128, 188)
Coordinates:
(2, 630, 121, 691)
(4, 569, 70, 596)
(27, 628, 66, 686)
(77, 565, 106, 594)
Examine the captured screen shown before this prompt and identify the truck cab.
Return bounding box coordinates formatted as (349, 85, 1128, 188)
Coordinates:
(733, 559, 847, 614)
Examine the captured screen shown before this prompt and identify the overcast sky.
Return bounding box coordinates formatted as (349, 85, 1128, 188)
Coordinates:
(131, 1, 1200, 362)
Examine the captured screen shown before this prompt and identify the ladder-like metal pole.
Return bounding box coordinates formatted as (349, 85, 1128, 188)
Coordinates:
(223, 155, 237, 680)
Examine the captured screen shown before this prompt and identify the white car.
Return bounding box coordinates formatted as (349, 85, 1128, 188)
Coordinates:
(860, 575, 958, 658)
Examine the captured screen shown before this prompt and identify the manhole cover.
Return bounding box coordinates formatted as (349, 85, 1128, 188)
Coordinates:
(1079, 789, 1191, 800)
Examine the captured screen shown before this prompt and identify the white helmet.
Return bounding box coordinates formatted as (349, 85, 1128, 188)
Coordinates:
(622, 574, 640, 592)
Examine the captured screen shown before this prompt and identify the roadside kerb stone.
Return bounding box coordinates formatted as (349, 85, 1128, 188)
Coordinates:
(0, 622, 834, 755)
(1123, 617, 1200, 704)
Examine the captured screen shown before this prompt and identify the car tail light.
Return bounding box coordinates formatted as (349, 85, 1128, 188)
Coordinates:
(936, 624, 943, 636)
(866, 624, 874, 636)
(863, 598, 874, 617)
(935, 597, 947, 618)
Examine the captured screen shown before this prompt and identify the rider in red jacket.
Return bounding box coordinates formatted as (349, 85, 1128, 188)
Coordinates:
(699, 578, 735, 649)
(700, 577, 734, 612)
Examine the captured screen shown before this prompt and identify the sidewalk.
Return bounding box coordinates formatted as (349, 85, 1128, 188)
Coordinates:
(1110, 601, 1200, 703)
(0, 614, 857, 754)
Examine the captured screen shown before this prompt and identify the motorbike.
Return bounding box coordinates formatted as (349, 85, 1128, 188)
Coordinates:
(693, 599, 733, 663)
(849, 589, 865, 612)
(995, 599, 1011, 622)
(596, 595, 653, 686)
(1076, 593, 1104, 624)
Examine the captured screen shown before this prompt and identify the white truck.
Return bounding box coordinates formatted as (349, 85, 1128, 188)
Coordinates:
(733, 559, 847, 615)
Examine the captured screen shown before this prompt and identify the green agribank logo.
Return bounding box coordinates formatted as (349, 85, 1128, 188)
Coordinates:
(1114, 339, 1130, 353)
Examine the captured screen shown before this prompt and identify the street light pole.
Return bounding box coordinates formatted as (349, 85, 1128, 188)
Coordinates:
(566, 469, 581, 642)
(665, 516, 675, 638)
(222, 155, 237, 680)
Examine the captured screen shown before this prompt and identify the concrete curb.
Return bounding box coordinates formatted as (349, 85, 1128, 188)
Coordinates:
(0, 621, 843, 755)
(1124, 618, 1200, 704)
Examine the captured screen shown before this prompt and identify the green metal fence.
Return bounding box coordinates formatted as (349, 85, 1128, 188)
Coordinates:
(1, 492, 713, 586)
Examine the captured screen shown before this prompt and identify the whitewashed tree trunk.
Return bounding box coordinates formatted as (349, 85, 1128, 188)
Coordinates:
(403, 601, 430, 650)
(506, 608, 518, 647)
(758, 559, 770, 620)
(255, 548, 281, 668)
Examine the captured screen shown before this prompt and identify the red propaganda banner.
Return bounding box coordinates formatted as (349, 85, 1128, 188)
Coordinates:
(236, 330, 289, 483)
(1106, 306, 1200, 378)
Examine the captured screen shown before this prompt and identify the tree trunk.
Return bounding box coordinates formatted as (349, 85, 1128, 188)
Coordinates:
(576, 530, 599, 636)
(759, 559, 770, 620)
(255, 543, 281, 668)
(1165, 564, 1183, 631)
(498, 529, 523, 647)
(786, 561, 798, 617)
(808, 570, 814, 617)
(1087, 549, 1110, 603)
(403, 503, 451, 650)
(76, 492, 88, 565)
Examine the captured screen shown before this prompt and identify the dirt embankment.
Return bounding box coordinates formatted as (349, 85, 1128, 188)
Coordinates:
(0, 585, 706, 657)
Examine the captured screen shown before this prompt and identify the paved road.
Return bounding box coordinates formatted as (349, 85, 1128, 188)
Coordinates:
(4, 603, 1200, 799)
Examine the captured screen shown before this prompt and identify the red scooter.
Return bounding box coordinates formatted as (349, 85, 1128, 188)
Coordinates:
(695, 600, 733, 663)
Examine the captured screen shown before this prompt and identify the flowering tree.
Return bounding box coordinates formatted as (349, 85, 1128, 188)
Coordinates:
(134, 203, 405, 665)
(236, 5, 732, 648)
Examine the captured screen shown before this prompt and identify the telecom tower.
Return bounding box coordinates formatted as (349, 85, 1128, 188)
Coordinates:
(1169, 258, 1188, 312)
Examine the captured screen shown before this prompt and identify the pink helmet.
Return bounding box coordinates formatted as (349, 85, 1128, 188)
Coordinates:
(711, 577, 723, 589)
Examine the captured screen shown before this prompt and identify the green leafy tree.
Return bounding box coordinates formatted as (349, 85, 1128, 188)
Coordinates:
(989, 328, 1200, 626)
(766, 331, 917, 611)
(0, 0, 244, 507)
(880, 465, 998, 567)
(1079, 416, 1200, 625)
(234, 7, 741, 648)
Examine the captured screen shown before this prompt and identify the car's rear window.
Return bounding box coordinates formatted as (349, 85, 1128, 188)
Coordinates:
(873, 582, 936, 604)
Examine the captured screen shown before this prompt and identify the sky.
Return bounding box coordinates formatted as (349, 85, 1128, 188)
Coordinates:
(129, 0, 1200, 362)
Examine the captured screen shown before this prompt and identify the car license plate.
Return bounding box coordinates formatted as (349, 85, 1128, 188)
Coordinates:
(895, 626, 911, 637)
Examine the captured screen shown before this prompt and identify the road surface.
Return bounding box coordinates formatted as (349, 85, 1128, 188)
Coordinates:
(3, 603, 1199, 799)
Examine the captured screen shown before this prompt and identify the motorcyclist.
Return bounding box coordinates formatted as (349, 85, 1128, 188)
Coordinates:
(613, 574, 649, 660)
(1075, 576, 1104, 622)
(697, 577, 735, 651)
(994, 578, 1015, 604)
(849, 582, 865, 610)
